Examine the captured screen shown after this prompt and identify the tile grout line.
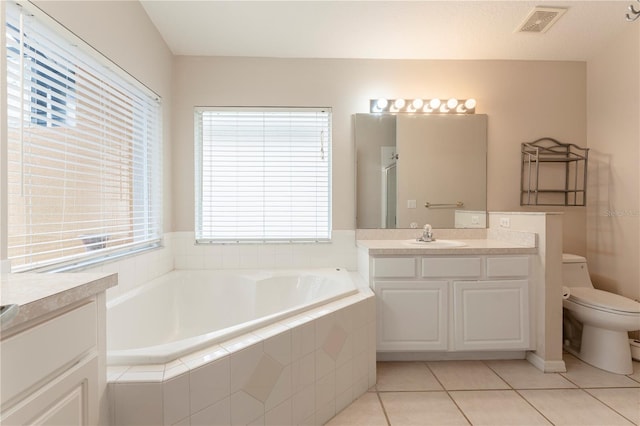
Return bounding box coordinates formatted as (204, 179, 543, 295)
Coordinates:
(581, 387, 639, 425)
(482, 360, 557, 426)
(374, 388, 393, 426)
(512, 388, 557, 426)
(345, 359, 640, 426)
(483, 358, 639, 426)
(482, 359, 614, 426)
(422, 361, 474, 426)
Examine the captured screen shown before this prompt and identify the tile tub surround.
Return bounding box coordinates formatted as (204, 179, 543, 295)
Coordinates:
(83, 230, 359, 304)
(172, 230, 358, 272)
(107, 290, 376, 425)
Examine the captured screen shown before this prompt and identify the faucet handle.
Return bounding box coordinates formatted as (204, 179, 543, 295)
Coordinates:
(421, 224, 434, 241)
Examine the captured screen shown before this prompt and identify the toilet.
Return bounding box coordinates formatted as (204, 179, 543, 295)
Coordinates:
(562, 253, 640, 374)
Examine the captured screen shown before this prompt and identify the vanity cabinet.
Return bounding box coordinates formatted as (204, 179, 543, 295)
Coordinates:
(0, 301, 99, 425)
(370, 255, 532, 353)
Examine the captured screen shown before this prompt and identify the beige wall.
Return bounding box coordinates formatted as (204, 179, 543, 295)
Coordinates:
(173, 57, 587, 250)
(586, 23, 640, 301)
(32, 0, 174, 233)
(3, 4, 595, 263)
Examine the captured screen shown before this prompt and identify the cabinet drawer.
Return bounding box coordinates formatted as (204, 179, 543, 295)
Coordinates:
(486, 256, 529, 277)
(373, 257, 416, 278)
(422, 257, 481, 278)
(1, 301, 97, 407)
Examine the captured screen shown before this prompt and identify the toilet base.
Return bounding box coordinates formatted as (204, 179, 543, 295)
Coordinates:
(576, 325, 633, 374)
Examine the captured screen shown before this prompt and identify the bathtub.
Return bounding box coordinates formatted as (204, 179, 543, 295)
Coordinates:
(107, 268, 358, 365)
(107, 268, 375, 425)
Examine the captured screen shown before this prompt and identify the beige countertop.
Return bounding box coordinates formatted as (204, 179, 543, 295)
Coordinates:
(1, 272, 117, 333)
(356, 238, 537, 256)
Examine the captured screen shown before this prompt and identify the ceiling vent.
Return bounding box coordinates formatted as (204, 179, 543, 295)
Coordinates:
(517, 7, 567, 33)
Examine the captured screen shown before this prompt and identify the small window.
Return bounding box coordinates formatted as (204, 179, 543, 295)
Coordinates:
(195, 107, 332, 243)
(5, 3, 162, 271)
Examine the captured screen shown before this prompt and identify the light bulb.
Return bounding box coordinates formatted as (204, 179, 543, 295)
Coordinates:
(447, 98, 459, 109)
(411, 99, 424, 110)
(429, 98, 441, 109)
(376, 98, 389, 110)
(464, 98, 477, 110)
(394, 99, 406, 109)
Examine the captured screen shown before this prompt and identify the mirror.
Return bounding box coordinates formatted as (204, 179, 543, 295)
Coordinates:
(355, 113, 487, 229)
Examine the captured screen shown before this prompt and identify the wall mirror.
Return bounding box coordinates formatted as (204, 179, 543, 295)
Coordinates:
(355, 113, 488, 229)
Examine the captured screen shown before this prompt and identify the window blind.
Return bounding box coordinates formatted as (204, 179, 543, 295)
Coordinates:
(5, 2, 162, 271)
(195, 108, 331, 242)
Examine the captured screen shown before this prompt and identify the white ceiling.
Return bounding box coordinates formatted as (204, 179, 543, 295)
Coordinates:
(140, 1, 635, 61)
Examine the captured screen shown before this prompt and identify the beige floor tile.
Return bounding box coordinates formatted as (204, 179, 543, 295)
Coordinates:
(519, 389, 634, 425)
(380, 391, 469, 425)
(426, 360, 509, 390)
(561, 354, 640, 388)
(450, 390, 551, 425)
(376, 362, 443, 391)
(585, 388, 640, 425)
(486, 359, 577, 389)
(325, 392, 388, 426)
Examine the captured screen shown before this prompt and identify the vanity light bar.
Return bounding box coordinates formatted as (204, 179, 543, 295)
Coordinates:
(370, 98, 477, 114)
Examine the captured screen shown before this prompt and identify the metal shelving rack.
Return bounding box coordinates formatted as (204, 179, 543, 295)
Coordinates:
(520, 137, 589, 206)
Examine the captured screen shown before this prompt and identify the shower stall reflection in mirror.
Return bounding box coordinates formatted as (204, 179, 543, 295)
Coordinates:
(381, 146, 397, 228)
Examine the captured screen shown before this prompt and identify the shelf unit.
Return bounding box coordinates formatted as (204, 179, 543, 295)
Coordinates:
(521, 137, 589, 206)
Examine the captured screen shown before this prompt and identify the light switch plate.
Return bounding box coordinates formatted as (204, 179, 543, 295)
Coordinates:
(499, 217, 511, 228)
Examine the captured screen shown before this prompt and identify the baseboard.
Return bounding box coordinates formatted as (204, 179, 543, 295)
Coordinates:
(526, 351, 567, 373)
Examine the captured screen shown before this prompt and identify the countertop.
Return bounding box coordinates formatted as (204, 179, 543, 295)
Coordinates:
(1, 272, 117, 333)
(356, 238, 537, 256)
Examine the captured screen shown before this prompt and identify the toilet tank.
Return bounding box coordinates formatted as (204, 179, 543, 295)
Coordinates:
(562, 253, 593, 288)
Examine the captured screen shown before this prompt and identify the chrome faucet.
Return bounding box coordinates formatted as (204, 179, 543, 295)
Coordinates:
(420, 224, 434, 242)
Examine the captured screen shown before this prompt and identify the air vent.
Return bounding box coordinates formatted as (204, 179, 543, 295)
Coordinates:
(517, 7, 567, 33)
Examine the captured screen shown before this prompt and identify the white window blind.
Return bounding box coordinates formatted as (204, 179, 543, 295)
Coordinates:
(5, 2, 162, 271)
(195, 107, 331, 242)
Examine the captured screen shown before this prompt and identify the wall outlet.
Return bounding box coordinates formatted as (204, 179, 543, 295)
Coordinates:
(499, 217, 511, 228)
(471, 215, 479, 224)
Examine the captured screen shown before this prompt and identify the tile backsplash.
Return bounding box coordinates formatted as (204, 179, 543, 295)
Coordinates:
(172, 231, 357, 271)
(84, 231, 358, 302)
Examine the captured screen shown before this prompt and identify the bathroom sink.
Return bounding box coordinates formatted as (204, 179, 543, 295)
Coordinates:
(403, 239, 467, 248)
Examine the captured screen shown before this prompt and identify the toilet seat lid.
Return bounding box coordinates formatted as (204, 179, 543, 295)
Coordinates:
(569, 287, 640, 314)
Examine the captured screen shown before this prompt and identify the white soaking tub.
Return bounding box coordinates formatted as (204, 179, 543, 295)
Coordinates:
(106, 268, 358, 365)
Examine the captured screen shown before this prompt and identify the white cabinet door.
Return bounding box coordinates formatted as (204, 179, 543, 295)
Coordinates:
(453, 280, 530, 350)
(374, 280, 448, 351)
(1, 354, 98, 426)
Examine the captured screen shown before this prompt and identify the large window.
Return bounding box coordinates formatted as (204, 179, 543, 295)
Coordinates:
(195, 107, 331, 242)
(5, 2, 162, 271)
